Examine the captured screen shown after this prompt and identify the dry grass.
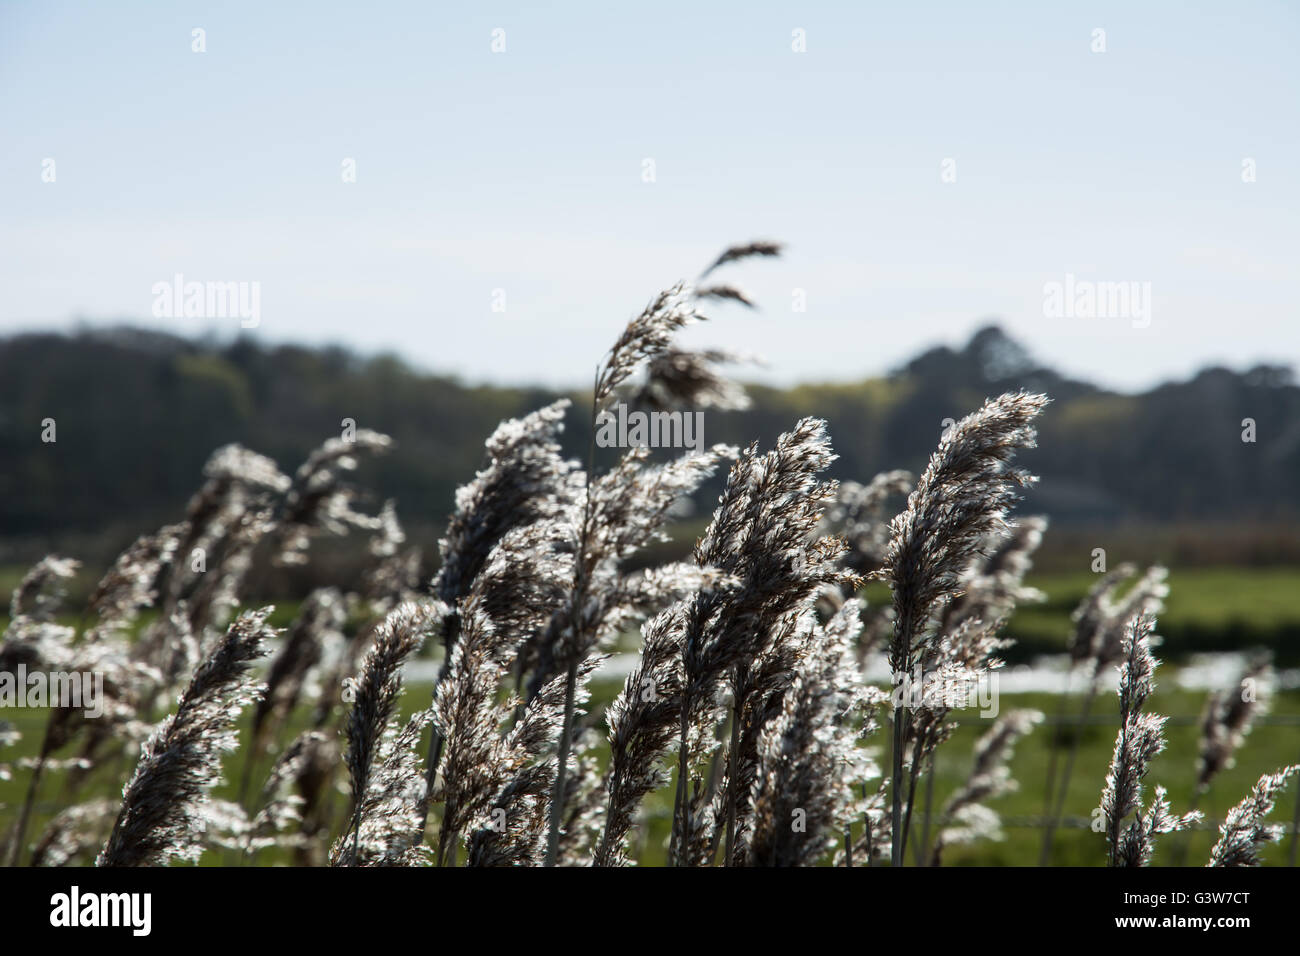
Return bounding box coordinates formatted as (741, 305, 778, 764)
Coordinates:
(0, 243, 1294, 868)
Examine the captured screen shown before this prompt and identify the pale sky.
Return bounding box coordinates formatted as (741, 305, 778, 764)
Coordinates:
(1, 1, 1296, 391)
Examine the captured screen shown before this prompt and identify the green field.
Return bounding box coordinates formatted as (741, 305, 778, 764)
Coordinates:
(1003, 568, 1300, 664)
(907, 684, 1300, 867)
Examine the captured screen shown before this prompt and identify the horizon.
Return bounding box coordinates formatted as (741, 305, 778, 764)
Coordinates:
(4, 318, 1294, 397)
(2, 1, 1297, 392)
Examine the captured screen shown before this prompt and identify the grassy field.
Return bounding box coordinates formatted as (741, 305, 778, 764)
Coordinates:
(1003, 568, 1300, 664)
(3, 564, 1299, 865)
(916, 685, 1300, 867)
(3, 660, 1297, 866)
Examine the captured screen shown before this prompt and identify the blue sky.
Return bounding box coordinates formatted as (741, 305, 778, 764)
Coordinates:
(1, 1, 1296, 390)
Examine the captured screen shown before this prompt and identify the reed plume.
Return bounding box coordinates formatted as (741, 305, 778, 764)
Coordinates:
(1040, 561, 1169, 863)
(542, 242, 782, 864)
(634, 348, 756, 411)
(1098, 615, 1200, 867)
(1170, 656, 1277, 865)
(1207, 764, 1300, 867)
(461, 659, 601, 866)
(421, 400, 582, 820)
(433, 399, 581, 610)
(243, 587, 347, 800)
(9, 555, 80, 624)
(429, 596, 523, 865)
(274, 429, 393, 566)
(593, 419, 849, 866)
(595, 606, 690, 866)
(823, 471, 913, 578)
(879, 390, 1048, 865)
(334, 601, 445, 866)
(1196, 657, 1273, 792)
(97, 608, 274, 866)
(743, 600, 885, 866)
(698, 240, 784, 279)
(30, 799, 118, 867)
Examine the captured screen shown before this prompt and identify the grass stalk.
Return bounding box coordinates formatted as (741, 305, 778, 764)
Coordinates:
(1039, 678, 1099, 865)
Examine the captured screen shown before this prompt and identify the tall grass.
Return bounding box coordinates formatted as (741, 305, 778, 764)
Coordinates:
(0, 243, 1293, 868)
